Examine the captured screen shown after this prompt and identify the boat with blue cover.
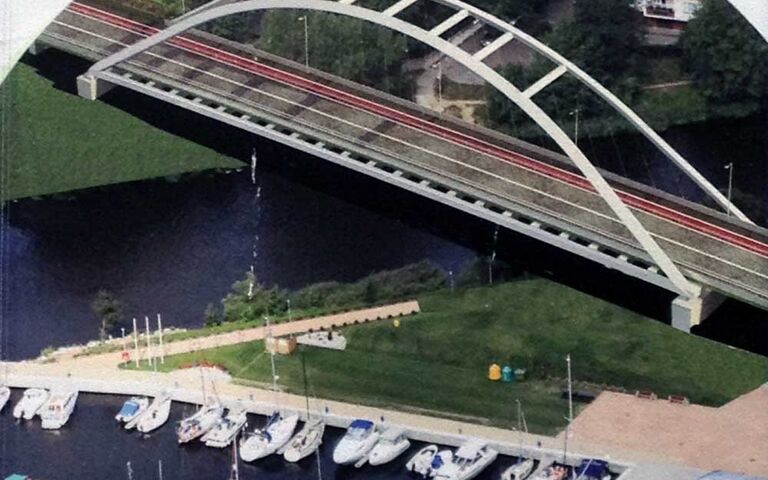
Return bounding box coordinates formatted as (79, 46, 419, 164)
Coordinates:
(332, 419, 380, 465)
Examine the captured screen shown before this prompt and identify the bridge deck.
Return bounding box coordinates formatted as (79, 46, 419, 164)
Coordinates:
(40, 6, 768, 308)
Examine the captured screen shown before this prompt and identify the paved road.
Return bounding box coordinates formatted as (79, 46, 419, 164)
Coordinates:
(40, 4, 768, 308)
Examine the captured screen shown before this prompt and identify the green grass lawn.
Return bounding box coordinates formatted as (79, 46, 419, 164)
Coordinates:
(127, 279, 768, 435)
(1, 63, 242, 201)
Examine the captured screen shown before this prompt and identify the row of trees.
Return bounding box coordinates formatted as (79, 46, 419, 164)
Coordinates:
(487, 0, 768, 136)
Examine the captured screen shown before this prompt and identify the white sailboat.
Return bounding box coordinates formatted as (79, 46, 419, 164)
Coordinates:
(239, 314, 299, 462)
(13, 388, 49, 420)
(282, 418, 325, 463)
(134, 393, 172, 433)
(202, 406, 248, 448)
(39, 389, 78, 429)
(406, 444, 440, 477)
(0, 385, 11, 413)
(115, 396, 149, 424)
(176, 402, 224, 444)
(501, 400, 535, 480)
(430, 440, 498, 480)
(502, 460, 535, 480)
(367, 426, 410, 466)
(332, 419, 379, 465)
(239, 410, 299, 461)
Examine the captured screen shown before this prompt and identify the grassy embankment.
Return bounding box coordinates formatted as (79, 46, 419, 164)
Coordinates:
(126, 279, 768, 435)
(1, 63, 242, 201)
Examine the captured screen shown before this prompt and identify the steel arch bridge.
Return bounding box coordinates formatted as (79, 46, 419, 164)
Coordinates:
(82, 0, 755, 302)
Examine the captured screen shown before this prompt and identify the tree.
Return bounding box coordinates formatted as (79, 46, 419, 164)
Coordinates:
(221, 271, 288, 322)
(363, 280, 378, 305)
(204, 303, 222, 327)
(259, 10, 412, 96)
(681, 0, 768, 109)
(487, 0, 643, 135)
(91, 290, 122, 341)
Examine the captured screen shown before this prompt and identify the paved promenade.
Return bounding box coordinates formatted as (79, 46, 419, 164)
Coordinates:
(568, 387, 768, 477)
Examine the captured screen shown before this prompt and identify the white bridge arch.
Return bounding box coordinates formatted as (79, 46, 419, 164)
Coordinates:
(87, 0, 747, 297)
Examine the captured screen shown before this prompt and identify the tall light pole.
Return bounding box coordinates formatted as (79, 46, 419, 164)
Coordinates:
(437, 61, 443, 107)
(298, 16, 309, 70)
(570, 108, 580, 147)
(287, 298, 293, 322)
(725, 162, 734, 216)
(564, 353, 573, 464)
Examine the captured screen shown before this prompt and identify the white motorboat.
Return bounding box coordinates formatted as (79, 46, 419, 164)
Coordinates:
(0, 386, 11, 413)
(332, 419, 379, 466)
(282, 418, 325, 463)
(13, 388, 49, 420)
(202, 406, 248, 448)
(115, 396, 149, 424)
(367, 427, 410, 466)
(134, 394, 172, 433)
(431, 440, 498, 480)
(501, 459, 535, 480)
(406, 444, 439, 477)
(176, 403, 224, 444)
(39, 390, 78, 430)
(239, 411, 299, 462)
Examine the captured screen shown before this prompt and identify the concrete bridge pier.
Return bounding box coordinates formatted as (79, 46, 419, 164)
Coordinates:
(671, 286, 725, 332)
(28, 41, 48, 56)
(76, 74, 114, 100)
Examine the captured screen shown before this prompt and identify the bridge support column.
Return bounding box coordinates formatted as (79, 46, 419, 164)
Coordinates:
(76, 74, 114, 100)
(27, 41, 48, 56)
(671, 288, 725, 333)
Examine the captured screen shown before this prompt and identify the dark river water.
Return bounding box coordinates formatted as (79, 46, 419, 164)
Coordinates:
(0, 52, 767, 476)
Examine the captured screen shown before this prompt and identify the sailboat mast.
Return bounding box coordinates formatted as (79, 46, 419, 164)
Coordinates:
(230, 435, 240, 480)
(563, 353, 573, 464)
(200, 365, 207, 405)
(266, 315, 278, 392)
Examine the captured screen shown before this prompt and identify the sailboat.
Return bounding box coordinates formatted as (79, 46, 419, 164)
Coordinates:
(131, 392, 171, 432)
(0, 385, 10, 412)
(501, 401, 535, 480)
(203, 405, 248, 448)
(176, 370, 223, 444)
(239, 315, 298, 462)
(283, 352, 326, 463)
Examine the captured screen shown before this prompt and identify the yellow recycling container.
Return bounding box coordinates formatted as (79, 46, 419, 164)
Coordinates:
(488, 363, 502, 381)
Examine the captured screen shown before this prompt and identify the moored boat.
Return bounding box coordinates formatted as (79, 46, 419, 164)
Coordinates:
(501, 458, 535, 480)
(431, 440, 498, 480)
(406, 444, 439, 477)
(282, 418, 325, 463)
(530, 463, 569, 480)
(176, 403, 224, 444)
(202, 406, 248, 448)
(115, 396, 149, 424)
(134, 393, 172, 433)
(13, 388, 49, 420)
(0, 386, 11, 413)
(39, 390, 78, 430)
(332, 419, 379, 466)
(574, 458, 611, 480)
(239, 411, 299, 462)
(367, 426, 410, 466)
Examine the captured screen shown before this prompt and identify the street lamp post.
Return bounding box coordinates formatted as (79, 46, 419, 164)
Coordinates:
(725, 162, 734, 216)
(570, 108, 580, 147)
(287, 298, 292, 322)
(437, 61, 443, 107)
(298, 16, 309, 70)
